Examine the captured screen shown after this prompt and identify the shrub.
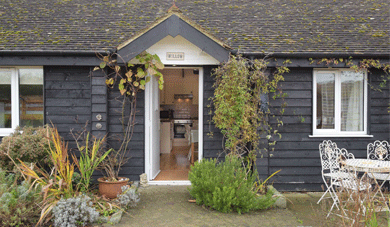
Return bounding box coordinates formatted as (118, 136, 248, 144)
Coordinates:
(18, 126, 75, 225)
(188, 155, 275, 214)
(0, 168, 42, 227)
(52, 195, 99, 227)
(72, 132, 112, 192)
(117, 185, 140, 209)
(0, 125, 52, 171)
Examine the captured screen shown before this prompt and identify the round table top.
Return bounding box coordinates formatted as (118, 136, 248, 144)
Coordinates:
(344, 159, 390, 173)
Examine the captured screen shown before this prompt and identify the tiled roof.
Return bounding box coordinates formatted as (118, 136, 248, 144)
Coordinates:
(0, 0, 389, 55)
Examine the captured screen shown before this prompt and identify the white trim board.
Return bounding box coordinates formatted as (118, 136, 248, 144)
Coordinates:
(148, 180, 192, 186)
(312, 69, 368, 136)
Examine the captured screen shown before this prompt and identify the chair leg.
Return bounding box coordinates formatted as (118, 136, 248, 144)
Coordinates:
(327, 184, 342, 218)
(372, 179, 386, 201)
(318, 186, 331, 204)
(318, 179, 333, 204)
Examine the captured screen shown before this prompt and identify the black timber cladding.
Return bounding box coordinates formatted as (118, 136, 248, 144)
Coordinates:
(203, 65, 225, 160)
(44, 65, 145, 181)
(202, 65, 389, 191)
(0, 54, 102, 66)
(91, 70, 108, 138)
(44, 66, 92, 147)
(107, 88, 145, 181)
(268, 68, 390, 191)
(0, 55, 387, 191)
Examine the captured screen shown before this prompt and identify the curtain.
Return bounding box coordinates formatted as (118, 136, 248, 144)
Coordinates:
(317, 73, 335, 129)
(341, 71, 364, 131)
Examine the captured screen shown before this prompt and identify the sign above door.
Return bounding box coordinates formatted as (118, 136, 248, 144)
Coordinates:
(166, 52, 185, 61)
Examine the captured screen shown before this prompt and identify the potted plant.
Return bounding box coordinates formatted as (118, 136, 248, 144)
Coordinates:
(94, 51, 164, 198)
(97, 154, 130, 199)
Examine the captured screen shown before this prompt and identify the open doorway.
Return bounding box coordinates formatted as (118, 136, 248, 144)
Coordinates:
(145, 67, 203, 182)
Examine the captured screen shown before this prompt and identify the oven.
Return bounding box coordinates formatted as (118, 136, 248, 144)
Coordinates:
(173, 119, 193, 138)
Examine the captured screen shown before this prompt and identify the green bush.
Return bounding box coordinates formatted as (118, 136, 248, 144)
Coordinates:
(0, 168, 42, 226)
(0, 126, 52, 171)
(188, 155, 275, 214)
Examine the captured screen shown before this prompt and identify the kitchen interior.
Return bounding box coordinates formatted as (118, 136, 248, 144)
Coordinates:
(154, 68, 199, 181)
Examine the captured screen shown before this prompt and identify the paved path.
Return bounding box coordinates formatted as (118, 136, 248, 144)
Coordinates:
(107, 185, 302, 227)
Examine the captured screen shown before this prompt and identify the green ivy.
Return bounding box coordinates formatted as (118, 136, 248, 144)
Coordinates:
(211, 55, 288, 159)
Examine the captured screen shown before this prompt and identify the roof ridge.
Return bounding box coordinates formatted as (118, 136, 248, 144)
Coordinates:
(167, 1, 182, 13)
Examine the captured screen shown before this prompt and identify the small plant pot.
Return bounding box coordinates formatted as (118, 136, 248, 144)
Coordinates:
(98, 177, 129, 199)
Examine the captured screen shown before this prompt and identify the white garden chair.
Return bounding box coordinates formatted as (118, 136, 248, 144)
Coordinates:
(318, 141, 370, 219)
(366, 140, 390, 199)
(332, 172, 372, 220)
(367, 140, 390, 161)
(318, 141, 354, 205)
(318, 141, 373, 220)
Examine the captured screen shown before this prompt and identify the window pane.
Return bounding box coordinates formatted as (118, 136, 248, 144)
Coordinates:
(0, 70, 11, 128)
(19, 68, 44, 127)
(340, 71, 364, 131)
(316, 73, 335, 129)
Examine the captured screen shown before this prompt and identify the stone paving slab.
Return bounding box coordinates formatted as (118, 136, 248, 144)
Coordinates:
(105, 185, 301, 227)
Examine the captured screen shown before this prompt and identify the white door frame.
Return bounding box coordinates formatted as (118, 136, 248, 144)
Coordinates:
(145, 66, 204, 185)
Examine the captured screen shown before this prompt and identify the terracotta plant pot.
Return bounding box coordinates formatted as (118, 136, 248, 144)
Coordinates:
(98, 177, 129, 199)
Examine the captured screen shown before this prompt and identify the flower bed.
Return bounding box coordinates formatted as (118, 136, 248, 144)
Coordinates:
(0, 125, 140, 226)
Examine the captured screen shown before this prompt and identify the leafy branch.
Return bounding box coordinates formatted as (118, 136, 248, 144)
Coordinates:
(309, 57, 390, 113)
(94, 51, 164, 181)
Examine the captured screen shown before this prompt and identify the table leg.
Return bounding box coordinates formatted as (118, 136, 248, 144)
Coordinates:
(369, 172, 390, 211)
(191, 142, 194, 164)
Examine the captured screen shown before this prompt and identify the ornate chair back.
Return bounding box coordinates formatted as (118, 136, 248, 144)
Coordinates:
(337, 148, 355, 170)
(367, 140, 390, 161)
(319, 140, 340, 175)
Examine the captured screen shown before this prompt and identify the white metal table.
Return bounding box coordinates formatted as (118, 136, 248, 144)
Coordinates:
(344, 159, 390, 204)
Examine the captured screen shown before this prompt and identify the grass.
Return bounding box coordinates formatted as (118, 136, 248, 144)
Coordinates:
(285, 188, 390, 227)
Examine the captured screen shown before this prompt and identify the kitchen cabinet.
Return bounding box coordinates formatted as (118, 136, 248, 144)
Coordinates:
(160, 121, 173, 153)
(159, 69, 199, 104)
(159, 85, 175, 104)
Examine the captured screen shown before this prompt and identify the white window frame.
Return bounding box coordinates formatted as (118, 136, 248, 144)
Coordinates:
(311, 68, 370, 137)
(0, 66, 43, 137)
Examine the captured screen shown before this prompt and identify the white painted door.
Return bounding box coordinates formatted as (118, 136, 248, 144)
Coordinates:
(150, 75, 160, 179)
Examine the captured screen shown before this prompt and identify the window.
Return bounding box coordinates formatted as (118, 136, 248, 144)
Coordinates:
(313, 69, 367, 136)
(0, 67, 43, 136)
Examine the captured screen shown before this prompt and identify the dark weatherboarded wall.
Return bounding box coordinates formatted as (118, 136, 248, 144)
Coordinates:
(1, 63, 387, 190)
(269, 67, 390, 191)
(107, 89, 145, 181)
(203, 65, 225, 160)
(45, 66, 145, 181)
(203, 66, 389, 191)
(45, 66, 92, 147)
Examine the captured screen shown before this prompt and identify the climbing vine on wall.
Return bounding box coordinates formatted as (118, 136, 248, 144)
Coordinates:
(309, 57, 390, 91)
(309, 57, 390, 112)
(211, 55, 288, 161)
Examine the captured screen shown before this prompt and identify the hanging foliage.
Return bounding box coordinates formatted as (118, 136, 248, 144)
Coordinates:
(309, 57, 390, 112)
(211, 55, 288, 160)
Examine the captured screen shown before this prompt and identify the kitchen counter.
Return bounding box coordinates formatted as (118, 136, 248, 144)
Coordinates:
(160, 118, 198, 122)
